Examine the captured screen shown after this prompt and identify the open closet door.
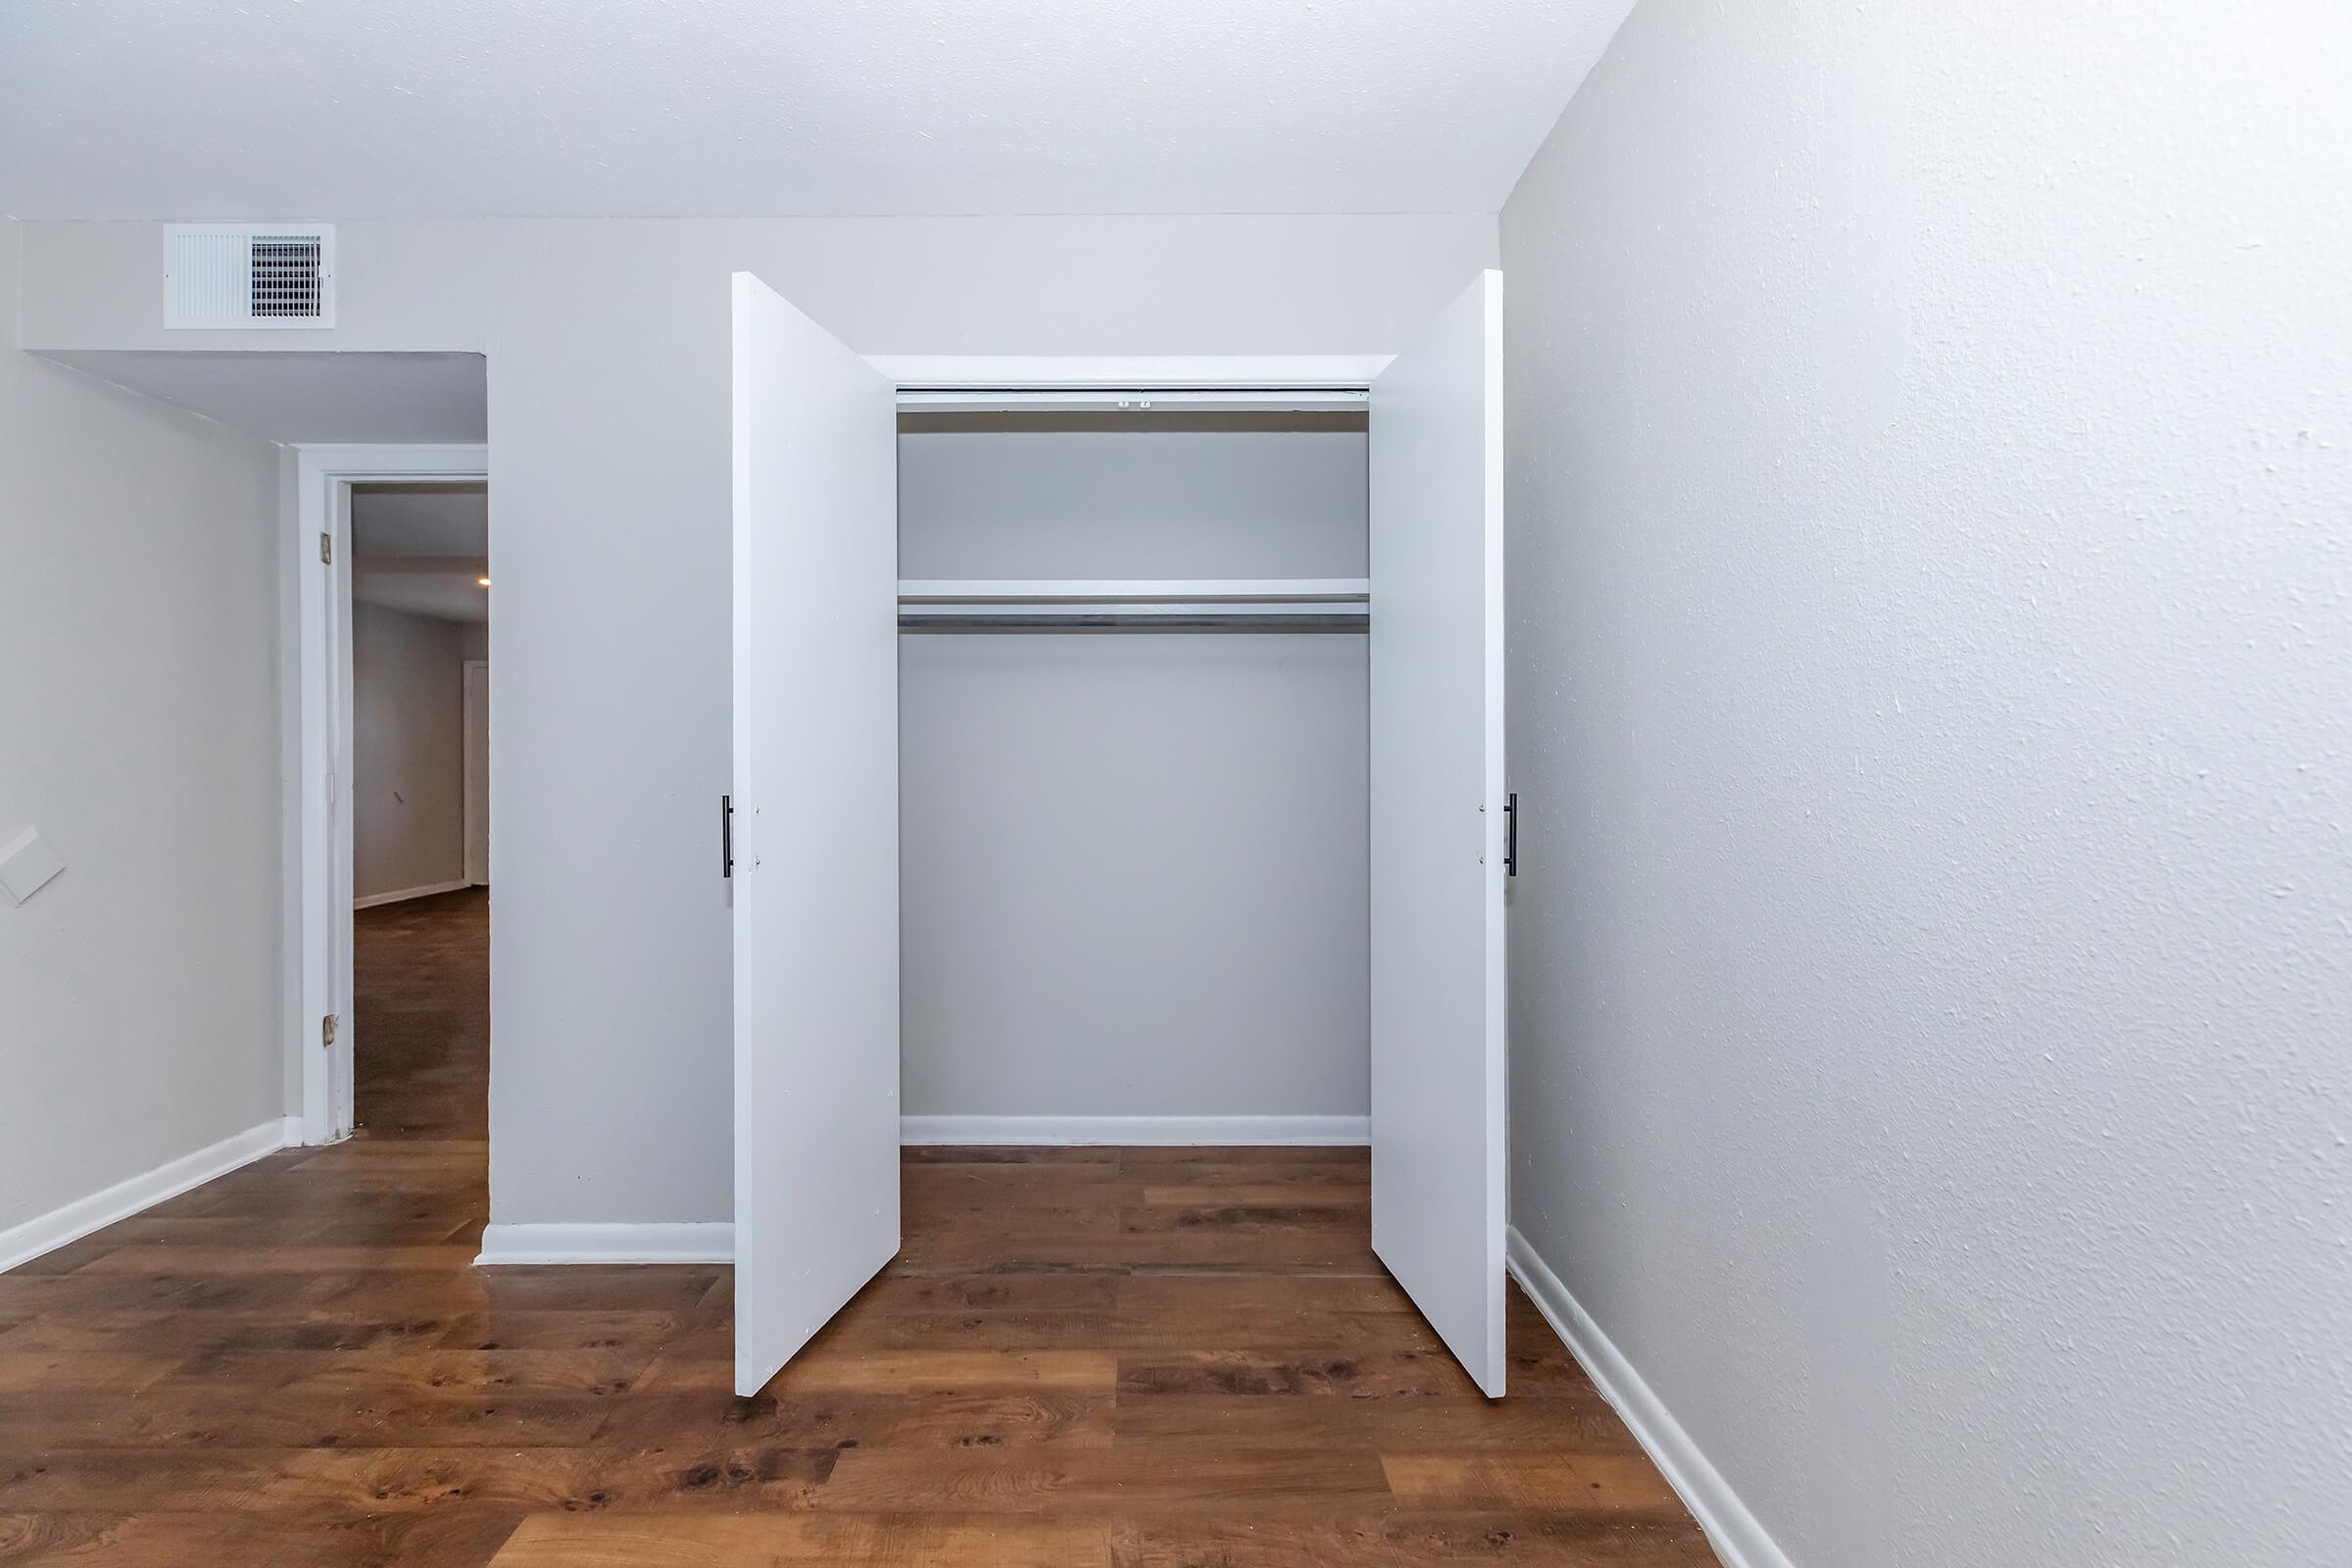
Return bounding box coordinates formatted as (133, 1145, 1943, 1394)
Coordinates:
(731, 271, 902, 1397)
(1368, 270, 1508, 1397)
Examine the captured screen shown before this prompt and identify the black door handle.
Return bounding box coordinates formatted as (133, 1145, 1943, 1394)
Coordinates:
(1503, 793, 1518, 878)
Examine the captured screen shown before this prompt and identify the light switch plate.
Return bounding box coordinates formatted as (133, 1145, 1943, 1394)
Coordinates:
(0, 826, 65, 906)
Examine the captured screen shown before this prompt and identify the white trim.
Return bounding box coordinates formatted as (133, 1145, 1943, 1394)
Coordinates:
(290, 443, 489, 1148)
(461, 658, 489, 887)
(1506, 1227, 1796, 1568)
(0, 1119, 294, 1274)
(866, 354, 1391, 390)
(353, 878, 470, 910)
(901, 1114, 1369, 1147)
(475, 1222, 735, 1266)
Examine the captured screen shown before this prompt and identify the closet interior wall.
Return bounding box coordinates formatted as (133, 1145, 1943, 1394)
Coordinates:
(896, 408, 1373, 1126)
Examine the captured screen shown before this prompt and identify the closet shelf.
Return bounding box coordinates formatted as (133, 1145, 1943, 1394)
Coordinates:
(897, 578, 1369, 631)
(899, 578, 1368, 605)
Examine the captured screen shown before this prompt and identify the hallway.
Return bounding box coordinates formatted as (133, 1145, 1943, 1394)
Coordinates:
(354, 887, 489, 1143)
(0, 894, 1709, 1566)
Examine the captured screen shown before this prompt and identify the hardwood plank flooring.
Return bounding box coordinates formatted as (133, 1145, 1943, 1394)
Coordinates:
(0, 887, 1715, 1566)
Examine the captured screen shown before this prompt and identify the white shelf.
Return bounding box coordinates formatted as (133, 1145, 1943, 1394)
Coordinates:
(899, 578, 1368, 605)
(897, 577, 1369, 631)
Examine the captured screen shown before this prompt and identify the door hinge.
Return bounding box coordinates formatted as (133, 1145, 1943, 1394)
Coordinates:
(321, 1012, 339, 1048)
(720, 793, 735, 878)
(319, 531, 333, 564)
(1503, 793, 1519, 878)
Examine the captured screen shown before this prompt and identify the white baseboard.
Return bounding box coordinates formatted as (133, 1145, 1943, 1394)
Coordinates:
(475, 1221, 735, 1265)
(1506, 1227, 1794, 1568)
(0, 1118, 293, 1274)
(354, 878, 469, 910)
(469, 1121, 1366, 1266)
(900, 1114, 1369, 1147)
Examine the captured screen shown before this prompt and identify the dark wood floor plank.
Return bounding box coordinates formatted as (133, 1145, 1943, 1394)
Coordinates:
(1381, 1453, 1690, 1515)
(0, 1507, 526, 1567)
(1116, 1347, 1485, 1398)
(1109, 1514, 1721, 1568)
(1109, 1394, 1642, 1453)
(0, 889, 1708, 1566)
(485, 1511, 1110, 1567)
(904, 1146, 1119, 1165)
(591, 1391, 1118, 1452)
(767, 1348, 1119, 1396)
(259, 1443, 838, 1514)
(0, 1449, 287, 1512)
(819, 1444, 1395, 1513)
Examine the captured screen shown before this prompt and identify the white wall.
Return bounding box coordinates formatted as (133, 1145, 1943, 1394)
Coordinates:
(902, 632, 1368, 1120)
(351, 602, 469, 902)
(15, 214, 1495, 1225)
(1500, 5, 2352, 1565)
(0, 217, 287, 1241)
(898, 422, 1370, 578)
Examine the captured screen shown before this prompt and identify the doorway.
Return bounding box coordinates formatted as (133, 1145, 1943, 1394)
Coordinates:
(346, 479, 490, 1138)
(293, 444, 492, 1144)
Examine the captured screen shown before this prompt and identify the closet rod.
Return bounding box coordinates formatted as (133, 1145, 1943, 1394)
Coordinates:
(899, 605, 1367, 633)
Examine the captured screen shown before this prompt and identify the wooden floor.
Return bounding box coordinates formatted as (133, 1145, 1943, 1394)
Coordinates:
(0, 889, 1712, 1567)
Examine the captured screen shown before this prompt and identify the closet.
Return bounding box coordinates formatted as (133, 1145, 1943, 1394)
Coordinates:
(729, 270, 1507, 1400)
(898, 393, 1372, 1139)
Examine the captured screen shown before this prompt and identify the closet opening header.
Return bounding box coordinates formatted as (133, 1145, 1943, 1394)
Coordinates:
(895, 386, 1371, 416)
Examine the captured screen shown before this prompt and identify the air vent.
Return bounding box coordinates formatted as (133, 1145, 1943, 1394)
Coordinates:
(164, 223, 336, 329)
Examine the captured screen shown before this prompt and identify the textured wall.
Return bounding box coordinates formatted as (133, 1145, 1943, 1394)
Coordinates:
(1500, 3, 2351, 1564)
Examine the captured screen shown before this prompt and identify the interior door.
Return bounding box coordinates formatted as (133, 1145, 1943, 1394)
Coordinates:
(731, 270, 903, 1397)
(1368, 270, 1508, 1397)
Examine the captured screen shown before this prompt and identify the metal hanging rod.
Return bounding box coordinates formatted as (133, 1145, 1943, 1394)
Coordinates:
(899, 605, 1367, 633)
(896, 578, 1371, 633)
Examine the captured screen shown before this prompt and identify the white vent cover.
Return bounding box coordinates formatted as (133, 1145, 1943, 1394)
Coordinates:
(164, 223, 336, 329)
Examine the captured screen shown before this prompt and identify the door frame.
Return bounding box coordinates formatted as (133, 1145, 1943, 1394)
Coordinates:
(289, 442, 490, 1146)
(462, 658, 490, 887)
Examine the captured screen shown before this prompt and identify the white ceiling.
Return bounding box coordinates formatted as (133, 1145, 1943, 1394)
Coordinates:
(355, 572, 493, 624)
(0, 0, 1633, 220)
(38, 352, 487, 444)
(355, 485, 489, 559)
(354, 484, 491, 624)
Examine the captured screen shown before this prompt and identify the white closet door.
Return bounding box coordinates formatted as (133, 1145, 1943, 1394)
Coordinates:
(731, 271, 902, 1397)
(1368, 270, 1508, 1397)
